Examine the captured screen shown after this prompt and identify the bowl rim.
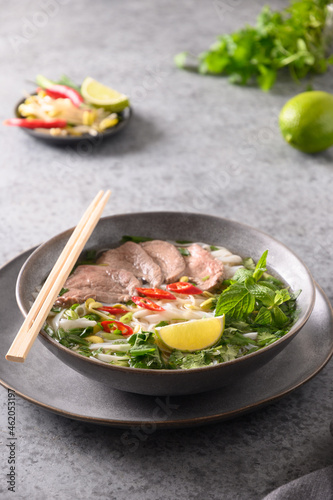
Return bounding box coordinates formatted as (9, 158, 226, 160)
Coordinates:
(16, 211, 316, 375)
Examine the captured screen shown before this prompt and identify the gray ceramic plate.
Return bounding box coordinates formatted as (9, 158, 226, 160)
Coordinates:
(1, 249, 333, 428)
(16, 212, 315, 396)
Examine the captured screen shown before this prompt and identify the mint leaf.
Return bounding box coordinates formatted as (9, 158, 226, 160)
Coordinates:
(272, 306, 289, 327)
(215, 283, 255, 319)
(233, 268, 253, 283)
(243, 257, 256, 270)
(254, 307, 272, 325)
(245, 276, 275, 306)
(274, 288, 291, 306)
(258, 281, 280, 292)
(253, 250, 268, 281)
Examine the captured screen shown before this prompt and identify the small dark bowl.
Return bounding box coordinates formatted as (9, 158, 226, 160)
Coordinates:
(14, 98, 132, 146)
(16, 212, 316, 396)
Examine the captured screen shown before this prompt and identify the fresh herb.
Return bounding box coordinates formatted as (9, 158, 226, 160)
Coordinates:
(178, 247, 190, 256)
(121, 235, 153, 243)
(128, 332, 164, 369)
(175, 240, 193, 244)
(155, 321, 170, 328)
(77, 249, 97, 266)
(55, 74, 82, 94)
(71, 249, 97, 273)
(168, 344, 239, 369)
(168, 349, 215, 369)
(77, 346, 94, 357)
(53, 327, 91, 347)
(59, 288, 69, 296)
(83, 313, 101, 322)
(175, 0, 333, 90)
(215, 250, 301, 348)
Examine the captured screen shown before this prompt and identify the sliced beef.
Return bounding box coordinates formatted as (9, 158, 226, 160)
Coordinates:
(140, 240, 186, 283)
(96, 241, 163, 287)
(183, 244, 224, 291)
(55, 265, 140, 307)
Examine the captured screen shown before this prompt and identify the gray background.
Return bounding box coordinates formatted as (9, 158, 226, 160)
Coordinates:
(1, 0, 333, 498)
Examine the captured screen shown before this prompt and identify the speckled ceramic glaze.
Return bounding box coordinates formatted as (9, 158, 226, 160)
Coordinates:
(15, 212, 316, 396)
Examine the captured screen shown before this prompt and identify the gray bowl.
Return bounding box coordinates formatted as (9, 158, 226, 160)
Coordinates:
(16, 212, 316, 396)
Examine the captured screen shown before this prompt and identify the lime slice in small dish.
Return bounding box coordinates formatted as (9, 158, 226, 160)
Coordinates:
(81, 77, 130, 112)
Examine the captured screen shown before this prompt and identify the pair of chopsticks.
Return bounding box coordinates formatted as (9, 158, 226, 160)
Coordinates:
(6, 190, 111, 363)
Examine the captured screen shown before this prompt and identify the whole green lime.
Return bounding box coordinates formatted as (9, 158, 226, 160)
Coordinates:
(279, 91, 333, 153)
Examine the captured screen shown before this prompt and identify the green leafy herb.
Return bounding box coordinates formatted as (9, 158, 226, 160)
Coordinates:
(59, 288, 69, 296)
(128, 332, 163, 369)
(168, 350, 213, 369)
(121, 235, 153, 243)
(175, 0, 333, 90)
(215, 283, 256, 319)
(155, 321, 170, 328)
(178, 247, 190, 256)
(83, 313, 101, 321)
(54, 327, 91, 347)
(76, 249, 97, 267)
(215, 250, 301, 348)
(55, 74, 82, 93)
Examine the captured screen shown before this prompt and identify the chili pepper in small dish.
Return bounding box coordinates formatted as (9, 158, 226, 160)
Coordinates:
(3, 118, 67, 129)
(42, 85, 83, 107)
(36, 74, 84, 107)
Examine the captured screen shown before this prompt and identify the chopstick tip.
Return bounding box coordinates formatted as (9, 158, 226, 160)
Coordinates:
(6, 354, 25, 363)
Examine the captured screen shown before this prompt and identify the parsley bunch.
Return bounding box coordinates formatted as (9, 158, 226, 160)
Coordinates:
(175, 0, 333, 90)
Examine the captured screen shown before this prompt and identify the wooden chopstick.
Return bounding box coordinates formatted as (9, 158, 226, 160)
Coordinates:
(6, 190, 111, 363)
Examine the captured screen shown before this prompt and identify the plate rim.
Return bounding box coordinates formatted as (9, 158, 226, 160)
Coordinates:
(1, 247, 332, 428)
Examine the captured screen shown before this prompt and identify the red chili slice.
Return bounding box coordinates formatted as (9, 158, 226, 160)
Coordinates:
(132, 296, 165, 311)
(135, 287, 176, 300)
(4, 118, 67, 129)
(98, 306, 128, 315)
(166, 282, 203, 295)
(100, 320, 133, 336)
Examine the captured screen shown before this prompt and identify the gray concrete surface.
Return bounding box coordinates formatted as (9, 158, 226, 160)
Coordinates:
(0, 0, 333, 499)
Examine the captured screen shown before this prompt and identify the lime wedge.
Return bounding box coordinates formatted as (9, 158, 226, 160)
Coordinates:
(81, 77, 130, 112)
(156, 315, 225, 352)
